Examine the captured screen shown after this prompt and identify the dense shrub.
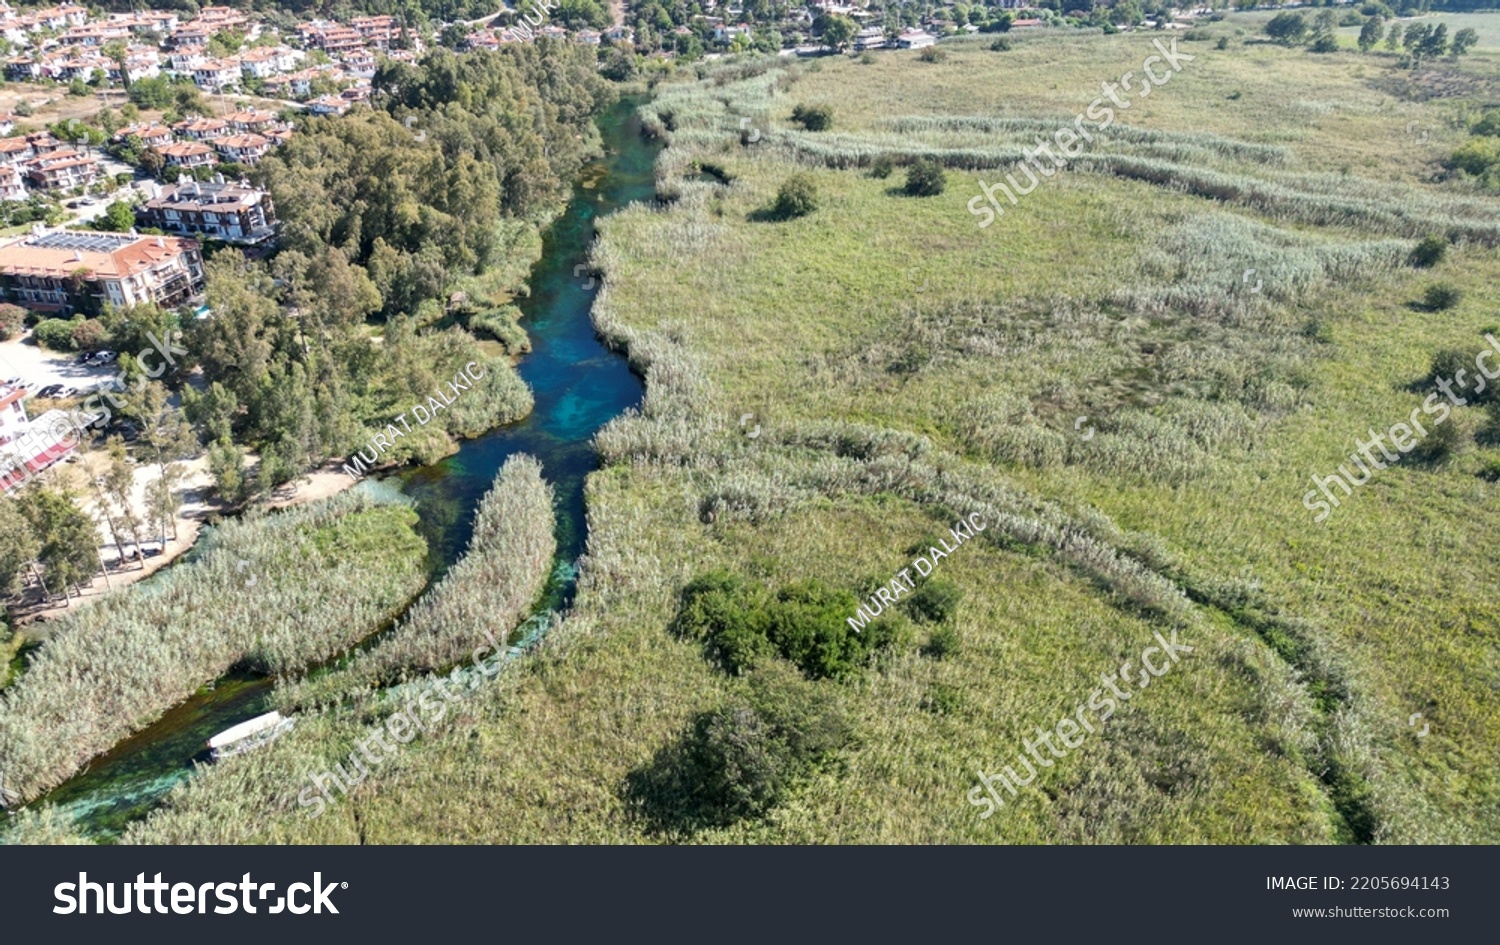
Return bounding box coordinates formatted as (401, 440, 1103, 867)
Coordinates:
(673, 570, 773, 674)
(772, 173, 819, 219)
(1265, 12, 1308, 45)
(765, 580, 867, 680)
(1427, 348, 1493, 405)
(918, 46, 947, 63)
(1472, 111, 1500, 137)
(923, 623, 961, 659)
(1409, 235, 1447, 268)
(905, 579, 964, 624)
(1423, 283, 1463, 311)
(1448, 137, 1500, 177)
(623, 662, 854, 830)
(32, 317, 79, 351)
(70, 318, 108, 352)
(870, 154, 895, 179)
(990, 37, 1012, 51)
(904, 158, 947, 196)
(1415, 408, 1476, 463)
(674, 571, 895, 679)
(790, 103, 833, 131)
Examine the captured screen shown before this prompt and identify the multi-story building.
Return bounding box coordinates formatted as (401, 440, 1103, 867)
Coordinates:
(23, 148, 98, 191)
(0, 136, 35, 166)
(136, 177, 276, 244)
(191, 58, 240, 92)
(212, 133, 270, 165)
(235, 45, 301, 78)
(306, 95, 351, 117)
(172, 117, 229, 141)
(0, 164, 25, 201)
(168, 44, 206, 72)
(113, 123, 173, 149)
(223, 109, 283, 136)
(158, 141, 218, 169)
(0, 228, 205, 314)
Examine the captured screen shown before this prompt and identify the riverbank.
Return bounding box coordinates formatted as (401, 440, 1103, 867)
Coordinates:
(14, 458, 360, 629)
(40, 94, 657, 843)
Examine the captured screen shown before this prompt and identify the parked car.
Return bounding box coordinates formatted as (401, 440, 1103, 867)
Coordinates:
(95, 350, 118, 364)
(76, 352, 95, 364)
(37, 384, 63, 398)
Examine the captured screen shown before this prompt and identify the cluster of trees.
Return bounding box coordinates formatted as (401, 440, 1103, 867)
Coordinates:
(1448, 111, 1500, 188)
(0, 491, 100, 607)
(626, 567, 964, 831)
(161, 43, 609, 498)
(1267, 8, 1478, 65)
(0, 41, 613, 616)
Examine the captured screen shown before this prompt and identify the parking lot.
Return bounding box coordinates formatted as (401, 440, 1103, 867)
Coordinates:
(0, 331, 118, 398)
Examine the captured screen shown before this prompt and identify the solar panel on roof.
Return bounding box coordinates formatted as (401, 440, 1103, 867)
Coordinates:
(31, 232, 135, 252)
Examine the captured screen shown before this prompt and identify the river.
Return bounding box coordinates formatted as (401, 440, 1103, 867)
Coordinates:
(27, 94, 658, 841)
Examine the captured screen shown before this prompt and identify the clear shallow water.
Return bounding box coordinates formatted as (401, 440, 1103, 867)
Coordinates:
(25, 97, 659, 841)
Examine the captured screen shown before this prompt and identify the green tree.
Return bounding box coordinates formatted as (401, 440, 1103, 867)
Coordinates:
(126, 381, 198, 502)
(0, 500, 39, 598)
(1384, 21, 1404, 51)
(1265, 11, 1308, 45)
(208, 437, 248, 505)
(1310, 9, 1339, 52)
(100, 439, 145, 569)
(144, 462, 183, 545)
(904, 158, 946, 196)
(1358, 16, 1383, 52)
(819, 13, 857, 50)
(772, 172, 818, 219)
(95, 200, 136, 232)
(624, 662, 855, 830)
(1451, 27, 1478, 58)
(18, 488, 101, 602)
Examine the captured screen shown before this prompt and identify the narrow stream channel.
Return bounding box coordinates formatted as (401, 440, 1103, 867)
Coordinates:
(27, 95, 659, 841)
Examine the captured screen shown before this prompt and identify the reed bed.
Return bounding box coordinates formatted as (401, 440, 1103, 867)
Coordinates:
(0, 490, 428, 803)
(277, 454, 557, 710)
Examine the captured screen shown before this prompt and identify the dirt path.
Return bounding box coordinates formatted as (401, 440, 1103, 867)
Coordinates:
(13, 460, 357, 630)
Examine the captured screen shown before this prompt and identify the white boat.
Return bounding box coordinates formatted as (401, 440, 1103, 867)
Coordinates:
(207, 711, 295, 760)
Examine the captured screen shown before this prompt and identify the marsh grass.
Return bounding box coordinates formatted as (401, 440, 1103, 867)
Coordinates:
(277, 455, 557, 710)
(0, 490, 428, 804)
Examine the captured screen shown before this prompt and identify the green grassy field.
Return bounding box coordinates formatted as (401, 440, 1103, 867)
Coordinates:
(87, 15, 1500, 845)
